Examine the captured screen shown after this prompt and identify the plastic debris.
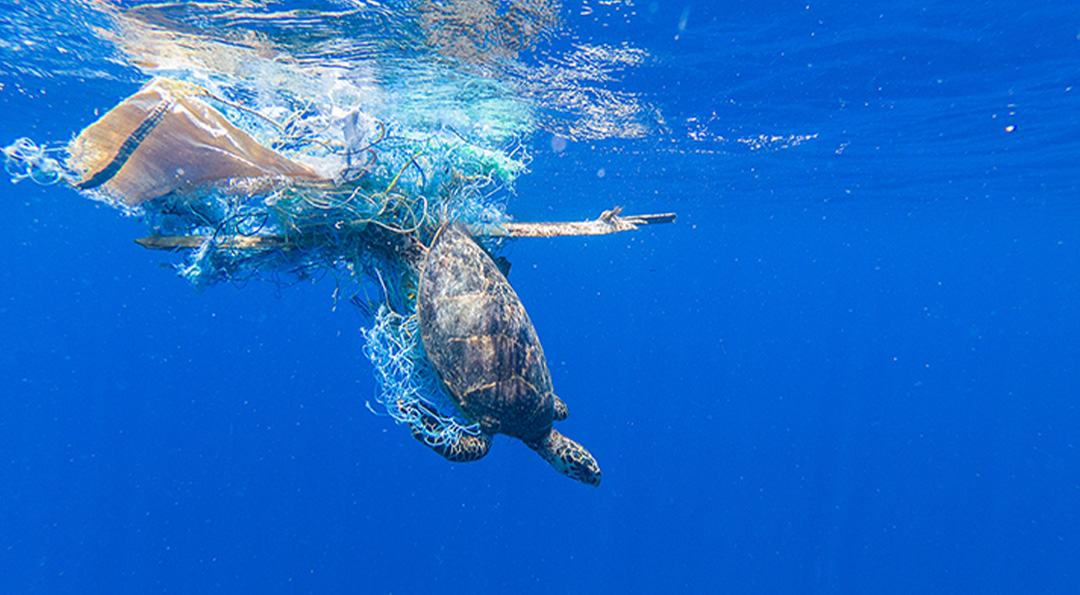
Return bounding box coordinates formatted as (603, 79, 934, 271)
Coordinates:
(67, 78, 326, 206)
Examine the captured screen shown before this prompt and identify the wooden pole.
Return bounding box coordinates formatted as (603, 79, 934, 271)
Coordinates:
(135, 208, 676, 251)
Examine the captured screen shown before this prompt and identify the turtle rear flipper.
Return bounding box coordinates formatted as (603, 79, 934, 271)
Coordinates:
(553, 395, 569, 422)
(409, 401, 492, 462)
(411, 423, 492, 462)
(527, 429, 601, 487)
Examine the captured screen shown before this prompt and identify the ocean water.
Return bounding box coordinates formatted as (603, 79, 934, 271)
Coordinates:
(1, 1, 1078, 593)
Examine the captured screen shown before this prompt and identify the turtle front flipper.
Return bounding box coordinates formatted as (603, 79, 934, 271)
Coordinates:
(526, 429, 601, 487)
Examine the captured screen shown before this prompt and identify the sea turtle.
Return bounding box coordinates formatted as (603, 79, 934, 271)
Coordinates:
(414, 222, 602, 486)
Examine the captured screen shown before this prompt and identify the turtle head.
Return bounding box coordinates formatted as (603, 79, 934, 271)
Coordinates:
(526, 429, 602, 487)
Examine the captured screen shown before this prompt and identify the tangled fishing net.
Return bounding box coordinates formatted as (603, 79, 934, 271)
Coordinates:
(3, 68, 523, 446)
(362, 305, 482, 445)
(3, 138, 69, 186)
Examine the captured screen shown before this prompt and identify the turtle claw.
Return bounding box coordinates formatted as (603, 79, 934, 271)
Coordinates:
(527, 429, 601, 487)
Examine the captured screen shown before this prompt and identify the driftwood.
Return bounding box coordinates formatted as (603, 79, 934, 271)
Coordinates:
(135, 207, 676, 251)
(134, 234, 289, 250)
(491, 207, 676, 238)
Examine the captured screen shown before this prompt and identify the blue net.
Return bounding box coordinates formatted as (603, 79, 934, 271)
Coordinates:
(3, 138, 71, 187)
(361, 305, 481, 447)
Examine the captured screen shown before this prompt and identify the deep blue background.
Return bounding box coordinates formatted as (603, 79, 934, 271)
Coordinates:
(2, 0, 1079, 592)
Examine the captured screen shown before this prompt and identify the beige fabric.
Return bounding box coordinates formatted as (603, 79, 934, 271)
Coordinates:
(67, 78, 324, 205)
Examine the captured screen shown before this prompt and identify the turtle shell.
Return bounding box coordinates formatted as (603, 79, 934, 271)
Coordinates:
(417, 222, 554, 443)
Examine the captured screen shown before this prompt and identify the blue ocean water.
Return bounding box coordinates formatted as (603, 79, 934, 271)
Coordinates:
(1, 0, 1078, 593)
